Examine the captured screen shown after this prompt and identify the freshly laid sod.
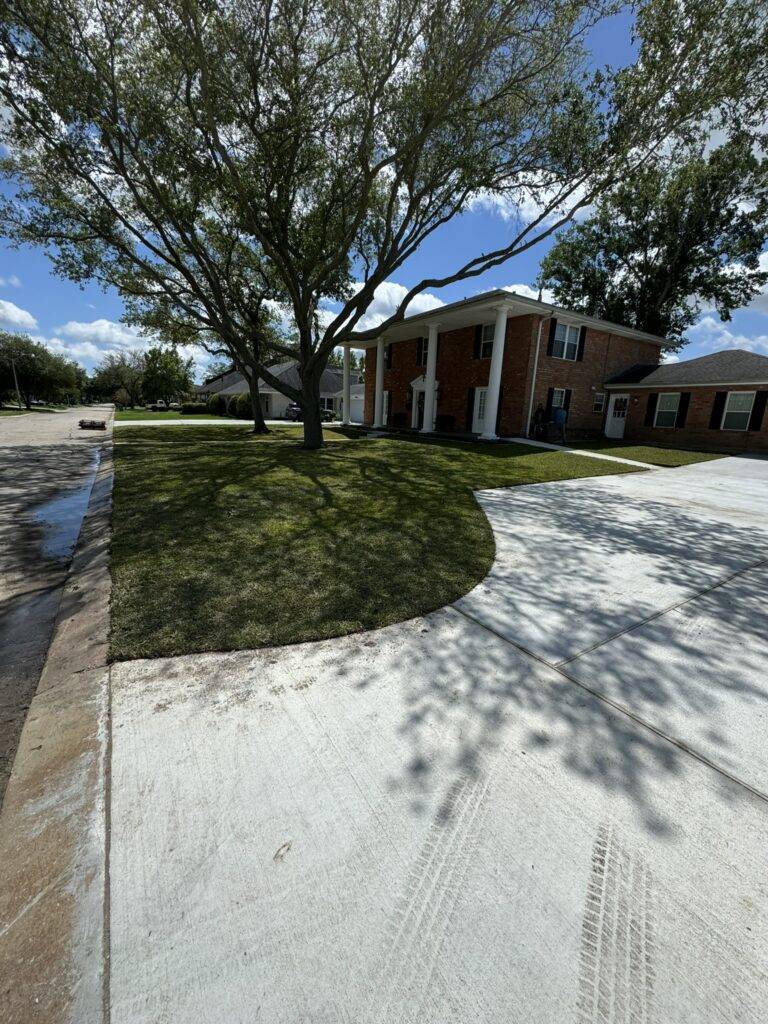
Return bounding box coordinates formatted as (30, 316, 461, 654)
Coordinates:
(114, 409, 234, 421)
(561, 440, 724, 467)
(110, 430, 643, 660)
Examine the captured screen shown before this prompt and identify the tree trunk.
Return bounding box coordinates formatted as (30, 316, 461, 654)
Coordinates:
(301, 370, 324, 449)
(248, 374, 269, 434)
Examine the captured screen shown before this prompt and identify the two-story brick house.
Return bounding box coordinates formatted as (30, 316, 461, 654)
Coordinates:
(350, 290, 666, 439)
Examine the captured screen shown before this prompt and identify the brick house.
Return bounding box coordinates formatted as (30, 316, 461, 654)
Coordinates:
(604, 350, 768, 452)
(350, 290, 665, 439)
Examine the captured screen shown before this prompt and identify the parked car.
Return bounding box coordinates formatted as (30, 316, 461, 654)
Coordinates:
(285, 403, 334, 422)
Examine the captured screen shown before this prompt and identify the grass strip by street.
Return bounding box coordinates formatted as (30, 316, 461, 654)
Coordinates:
(114, 409, 234, 420)
(110, 429, 645, 660)
(561, 440, 724, 467)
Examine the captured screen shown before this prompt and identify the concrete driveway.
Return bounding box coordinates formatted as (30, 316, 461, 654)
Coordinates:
(108, 455, 768, 1024)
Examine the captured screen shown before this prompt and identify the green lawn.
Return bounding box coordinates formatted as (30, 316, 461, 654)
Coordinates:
(562, 440, 725, 467)
(0, 408, 28, 416)
(110, 429, 644, 660)
(114, 409, 233, 421)
(0, 405, 75, 416)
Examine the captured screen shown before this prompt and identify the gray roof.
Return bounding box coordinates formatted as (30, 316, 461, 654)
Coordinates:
(194, 368, 241, 394)
(217, 360, 344, 397)
(605, 349, 768, 388)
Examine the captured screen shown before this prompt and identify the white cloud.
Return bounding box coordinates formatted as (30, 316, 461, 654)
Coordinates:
(686, 315, 768, 355)
(661, 352, 680, 364)
(0, 274, 21, 287)
(55, 317, 149, 349)
(501, 283, 556, 304)
(350, 280, 444, 331)
(746, 252, 768, 315)
(467, 178, 593, 227)
(0, 299, 37, 329)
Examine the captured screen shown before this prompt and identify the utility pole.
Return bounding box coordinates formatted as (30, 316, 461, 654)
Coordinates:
(10, 349, 23, 410)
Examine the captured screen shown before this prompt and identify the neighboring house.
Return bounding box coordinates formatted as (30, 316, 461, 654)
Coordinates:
(334, 377, 365, 423)
(194, 360, 343, 419)
(361, 289, 665, 439)
(604, 349, 768, 451)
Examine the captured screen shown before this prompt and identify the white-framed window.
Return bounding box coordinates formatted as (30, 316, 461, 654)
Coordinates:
(320, 397, 335, 412)
(721, 391, 755, 431)
(551, 388, 566, 409)
(552, 322, 580, 361)
(416, 337, 428, 366)
(383, 390, 390, 424)
(593, 392, 606, 413)
(654, 391, 681, 428)
(479, 322, 495, 359)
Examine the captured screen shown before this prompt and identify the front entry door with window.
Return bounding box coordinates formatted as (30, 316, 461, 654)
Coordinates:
(605, 393, 629, 438)
(472, 387, 488, 433)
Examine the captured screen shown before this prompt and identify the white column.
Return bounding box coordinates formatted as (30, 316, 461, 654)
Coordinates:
(481, 305, 509, 440)
(420, 322, 440, 433)
(373, 337, 385, 427)
(342, 345, 351, 425)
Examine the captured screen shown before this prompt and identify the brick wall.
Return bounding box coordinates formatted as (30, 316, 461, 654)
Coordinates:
(363, 312, 663, 437)
(620, 385, 768, 451)
(529, 322, 662, 435)
(363, 315, 537, 433)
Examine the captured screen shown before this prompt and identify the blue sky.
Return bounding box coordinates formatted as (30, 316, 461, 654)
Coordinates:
(0, 9, 766, 380)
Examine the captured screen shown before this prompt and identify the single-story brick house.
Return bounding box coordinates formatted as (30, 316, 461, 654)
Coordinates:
(604, 349, 768, 452)
(348, 289, 666, 439)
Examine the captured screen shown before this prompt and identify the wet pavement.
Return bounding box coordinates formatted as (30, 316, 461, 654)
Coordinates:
(0, 406, 112, 805)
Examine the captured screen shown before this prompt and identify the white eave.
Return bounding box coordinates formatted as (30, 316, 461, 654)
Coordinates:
(350, 289, 668, 348)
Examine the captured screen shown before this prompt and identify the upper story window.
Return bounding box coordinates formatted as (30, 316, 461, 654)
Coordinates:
(654, 391, 681, 427)
(722, 390, 755, 430)
(479, 323, 495, 359)
(416, 337, 428, 366)
(552, 322, 580, 361)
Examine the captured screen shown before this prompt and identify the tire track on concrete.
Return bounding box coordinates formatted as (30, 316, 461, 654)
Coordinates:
(367, 765, 492, 1023)
(576, 824, 655, 1024)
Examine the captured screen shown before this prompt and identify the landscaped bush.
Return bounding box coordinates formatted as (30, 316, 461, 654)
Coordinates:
(435, 413, 455, 433)
(206, 393, 227, 416)
(180, 402, 208, 415)
(231, 392, 253, 419)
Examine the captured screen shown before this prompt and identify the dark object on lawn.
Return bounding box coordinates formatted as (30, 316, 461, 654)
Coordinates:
(79, 419, 106, 430)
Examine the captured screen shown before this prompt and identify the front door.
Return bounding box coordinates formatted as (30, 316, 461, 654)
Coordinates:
(472, 387, 488, 433)
(605, 393, 629, 438)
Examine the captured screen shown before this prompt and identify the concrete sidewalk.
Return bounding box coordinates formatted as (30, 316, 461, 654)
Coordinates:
(105, 454, 768, 1023)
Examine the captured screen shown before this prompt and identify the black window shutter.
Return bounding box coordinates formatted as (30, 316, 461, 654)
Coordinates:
(385, 343, 392, 369)
(473, 326, 482, 359)
(748, 391, 768, 431)
(563, 389, 572, 411)
(546, 318, 558, 356)
(545, 387, 555, 416)
(466, 387, 475, 430)
(576, 326, 587, 361)
(676, 392, 691, 428)
(644, 393, 658, 426)
(709, 391, 727, 429)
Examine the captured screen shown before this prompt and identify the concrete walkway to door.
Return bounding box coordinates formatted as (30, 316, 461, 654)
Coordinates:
(103, 453, 768, 1024)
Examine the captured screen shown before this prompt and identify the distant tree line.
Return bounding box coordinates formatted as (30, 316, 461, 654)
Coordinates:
(89, 347, 194, 408)
(0, 331, 85, 409)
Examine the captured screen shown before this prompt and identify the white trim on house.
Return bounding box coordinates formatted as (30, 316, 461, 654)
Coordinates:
(605, 379, 768, 390)
(653, 391, 681, 428)
(721, 390, 756, 431)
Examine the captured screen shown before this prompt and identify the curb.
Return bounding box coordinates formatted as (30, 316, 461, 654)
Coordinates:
(0, 441, 113, 1024)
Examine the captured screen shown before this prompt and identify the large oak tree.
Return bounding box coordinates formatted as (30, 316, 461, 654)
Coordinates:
(1, 0, 766, 445)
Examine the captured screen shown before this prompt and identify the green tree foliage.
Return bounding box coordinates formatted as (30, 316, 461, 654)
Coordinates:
(0, 331, 81, 407)
(1, 0, 766, 444)
(141, 347, 193, 407)
(90, 350, 145, 406)
(539, 136, 768, 347)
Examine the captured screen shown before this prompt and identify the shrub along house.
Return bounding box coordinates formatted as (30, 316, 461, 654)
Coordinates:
(352, 290, 666, 439)
(195, 360, 343, 419)
(603, 349, 768, 452)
